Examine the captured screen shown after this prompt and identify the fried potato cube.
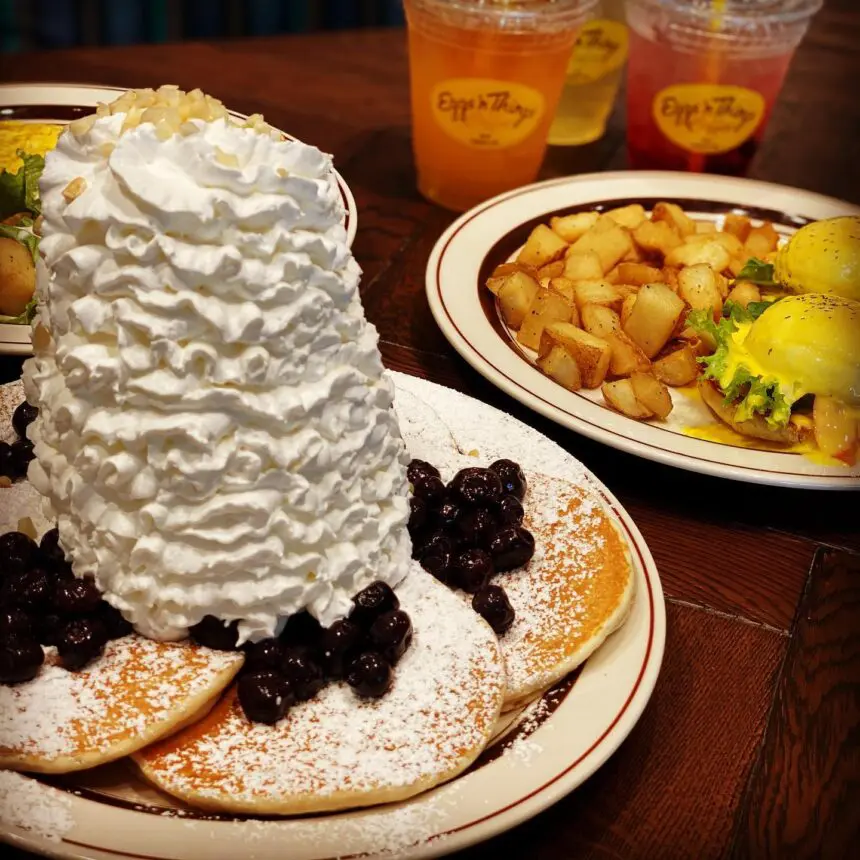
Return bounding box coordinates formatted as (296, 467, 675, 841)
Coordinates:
(574, 280, 623, 312)
(497, 271, 541, 329)
(570, 223, 634, 274)
(695, 220, 718, 234)
(538, 260, 566, 280)
(652, 201, 697, 237)
(563, 249, 604, 282)
(543, 322, 612, 388)
(486, 261, 535, 296)
(536, 344, 583, 391)
(621, 242, 647, 263)
(603, 264, 621, 285)
(617, 262, 663, 287)
(547, 276, 576, 304)
(518, 294, 573, 349)
(744, 222, 780, 258)
(726, 280, 762, 308)
(604, 203, 646, 230)
(629, 372, 673, 419)
(664, 241, 732, 272)
(550, 211, 600, 243)
(678, 263, 723, 319)
(605, 331, 651, 377)
(723, 213, 752, 243)
(633, 219, 682, 258)
(580, 303, 621, 340)
(684, 231, 745, 260)
(517, 224, 569, 268)
(602, 378, 654, 419)
(653, 344, 700, 386)
(621, 292, 638, 327)
(622, 282, 687, 359)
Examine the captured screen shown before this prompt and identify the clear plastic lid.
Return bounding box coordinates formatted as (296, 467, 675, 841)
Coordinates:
(405, 0, 600, 32)
(625, 0, 824, 54)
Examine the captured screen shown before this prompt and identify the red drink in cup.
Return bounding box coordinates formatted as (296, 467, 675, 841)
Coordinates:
(624, 0, 823, 175)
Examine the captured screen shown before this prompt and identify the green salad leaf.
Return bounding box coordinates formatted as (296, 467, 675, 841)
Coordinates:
(0, 151, 45, 220)
(736, 257, 776, 286)
(686, 303, 793, 428)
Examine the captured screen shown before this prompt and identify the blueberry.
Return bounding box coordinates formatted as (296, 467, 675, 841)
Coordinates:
(56, 617, 108, 671)
(368, 610, 413, 664)
(452, 548, 494, 594)
(281, 646, 325, 701)
(237, 670, 294, 724)
(189, 616, 240, 651)
(449, 468, 503, 508)
(12, 402, 38, 439)
(488, 527, 536, 571)
(350, 581, 400, 629)
(0, 532, 38, 579)
(488, 459, 527, 500)
(0, 635, 44, 684)
(53, 578, 102, 615)
(243, 637, 284, 674)
(320, 618, 365, 679)
(346, 651, 392, 698)
(472, 585, 515, 635)
(498, 495, 525, 527)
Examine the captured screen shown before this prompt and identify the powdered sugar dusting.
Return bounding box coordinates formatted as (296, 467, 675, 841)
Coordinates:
(0, 769, 74, 842)
(139, 569, 504, 810)
(391, 371, 590, 487)
(0, 637, 242, 763)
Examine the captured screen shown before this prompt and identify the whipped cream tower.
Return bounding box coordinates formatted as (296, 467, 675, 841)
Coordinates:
(23, 86, 412, 644)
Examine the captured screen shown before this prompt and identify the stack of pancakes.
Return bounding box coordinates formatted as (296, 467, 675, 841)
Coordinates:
(1, 458, 633, 817)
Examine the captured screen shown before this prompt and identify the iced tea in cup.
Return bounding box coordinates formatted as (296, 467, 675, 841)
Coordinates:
(403, 0, 598, 211)
(624, 0, 823, 174)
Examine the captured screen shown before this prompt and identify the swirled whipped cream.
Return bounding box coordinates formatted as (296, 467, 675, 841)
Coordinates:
(22, 86, 412, 644)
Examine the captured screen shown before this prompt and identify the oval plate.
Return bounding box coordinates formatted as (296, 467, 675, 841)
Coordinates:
(426, 171, 860, 490)
(0, 370, 665, 860)
(0, 82, 359, 357)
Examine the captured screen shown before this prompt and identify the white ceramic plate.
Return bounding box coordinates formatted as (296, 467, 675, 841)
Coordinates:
(426, 171, 860, 490)
(0, 82, 359, 357)
(0, 370, 665, 860)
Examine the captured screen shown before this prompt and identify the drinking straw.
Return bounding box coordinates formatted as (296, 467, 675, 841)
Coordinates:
(689, 0, 726, 172)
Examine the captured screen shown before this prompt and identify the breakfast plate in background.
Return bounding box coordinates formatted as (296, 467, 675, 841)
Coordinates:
(426, 171, 860, 490)
(0, 82, 359, 357)
(0, 371, 665, 860)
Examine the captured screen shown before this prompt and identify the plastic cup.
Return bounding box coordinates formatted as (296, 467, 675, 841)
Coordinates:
(623, 0, 824, 174)
(403, 0, 599, 212)
(548, 0, 629, 146)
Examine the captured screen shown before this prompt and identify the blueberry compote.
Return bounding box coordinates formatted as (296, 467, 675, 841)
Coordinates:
(0, 401, 38, 483)
(406, 459, 535, 635)
(0, 527, 134, 685)
(235, 580, 413, 724)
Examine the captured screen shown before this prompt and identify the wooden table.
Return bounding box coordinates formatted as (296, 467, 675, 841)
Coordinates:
(1, 3, 858, 857)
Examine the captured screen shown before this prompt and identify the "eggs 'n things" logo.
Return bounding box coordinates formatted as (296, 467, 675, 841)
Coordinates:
(431, 79, 546, 149)
(652, 84, 766, 155)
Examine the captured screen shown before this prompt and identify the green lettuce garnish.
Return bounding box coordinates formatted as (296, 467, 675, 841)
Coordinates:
(736, 257, 776, 286)
(687, 302, 793, 427)
(0, 151, 44, 220)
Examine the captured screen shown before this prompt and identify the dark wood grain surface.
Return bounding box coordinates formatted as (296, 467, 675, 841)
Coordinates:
(1, 0, 859, 856)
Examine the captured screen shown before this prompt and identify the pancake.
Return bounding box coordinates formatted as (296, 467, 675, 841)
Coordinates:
(134, 570, 505, 816)
(496, 471, 635, 710)
(0, 636, 243, 774)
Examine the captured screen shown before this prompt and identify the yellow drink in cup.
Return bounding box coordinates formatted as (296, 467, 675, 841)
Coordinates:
(547, 0, 628, 145)
(403, 0, 598, 212)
